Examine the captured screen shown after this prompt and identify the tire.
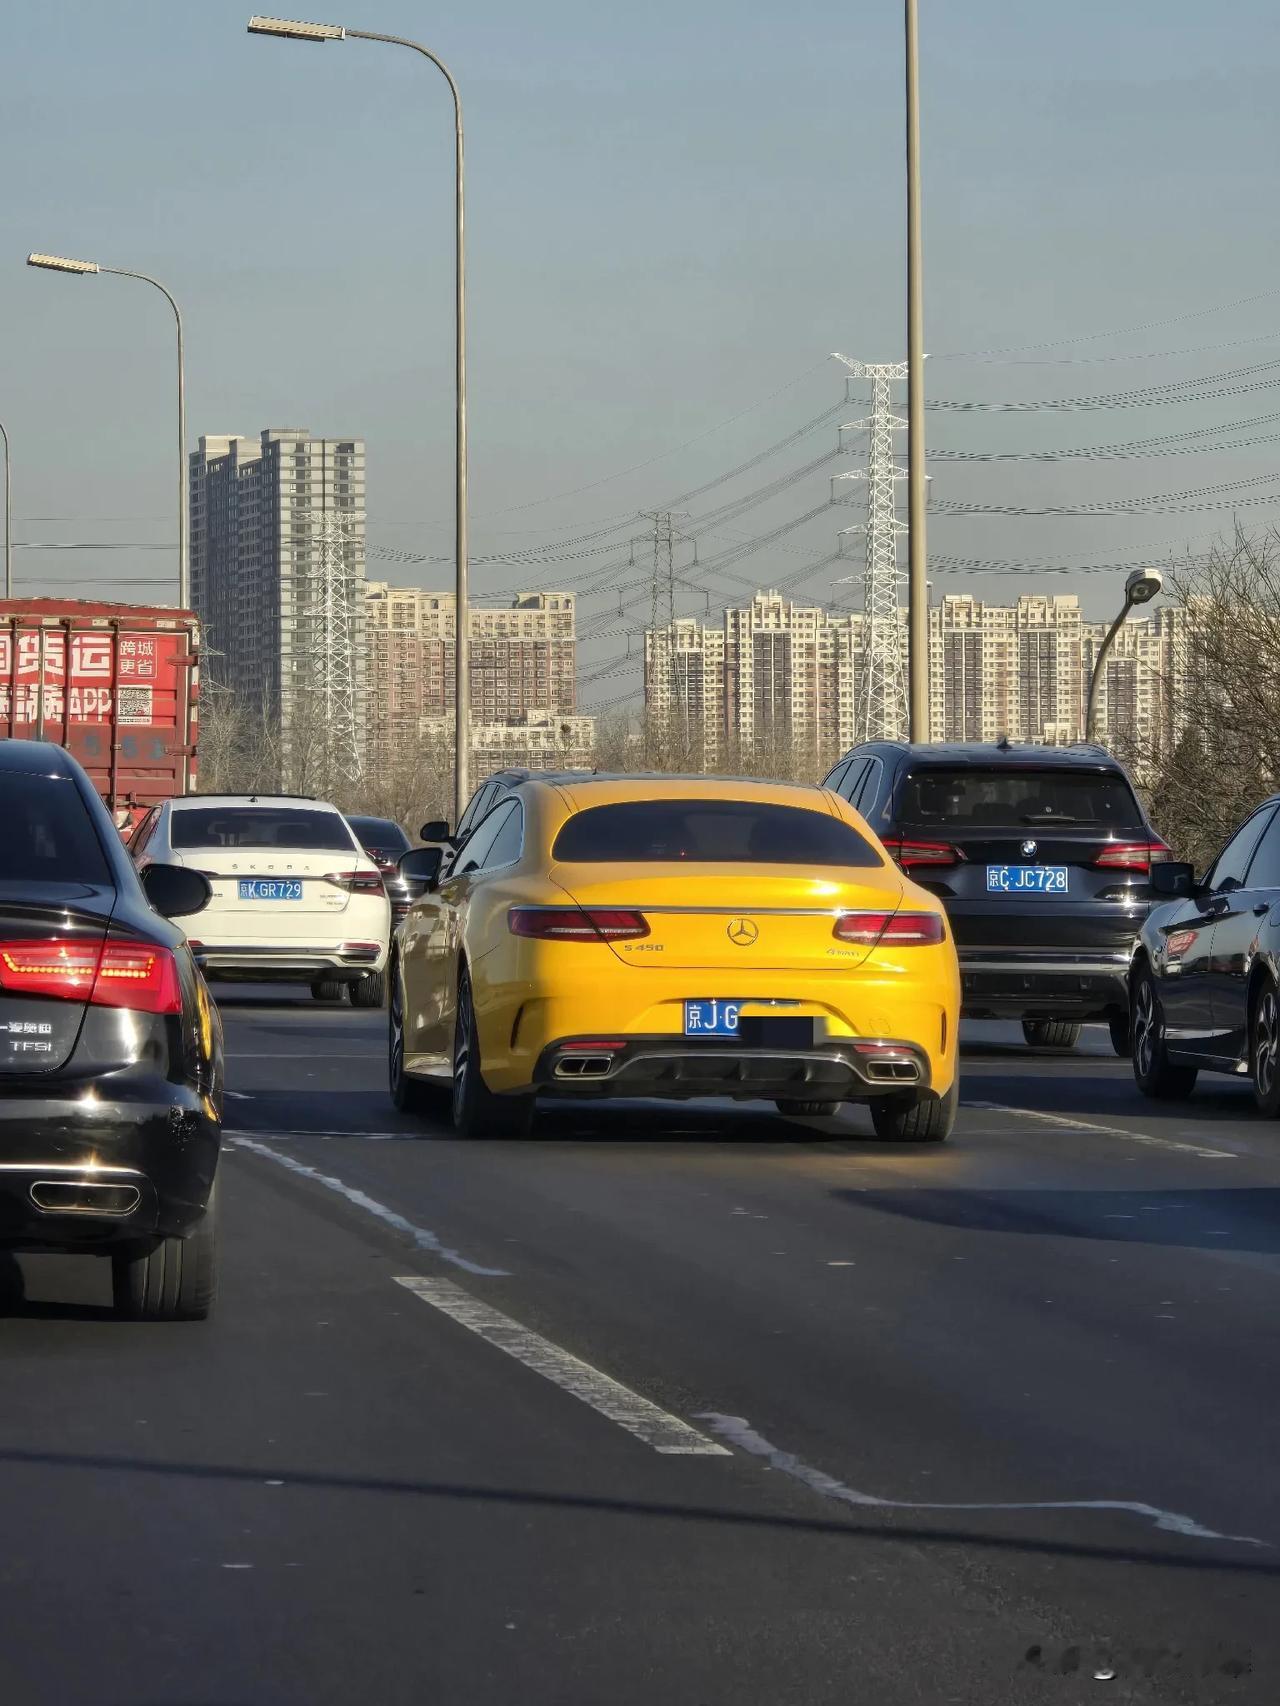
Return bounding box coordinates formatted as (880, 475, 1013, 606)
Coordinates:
(1250, 976, 1280, 1117)
(1022, 1019, 1081, 1050)
(452, 968, 535, 1139)
(311, 979, 344, 1002)
(1108, 1012, 1131, 1057)
(112, 1179, 218, 1321)
(351, 970, 387, 1009)
(1131, 966, 1198, 1099)
(388, 959, 440, 1116)
(869, 1079, 957, 1143)
(775, 1099, 840, 1117)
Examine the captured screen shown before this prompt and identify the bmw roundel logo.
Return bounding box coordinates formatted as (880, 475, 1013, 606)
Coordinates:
(1021, 839, 1038, 858)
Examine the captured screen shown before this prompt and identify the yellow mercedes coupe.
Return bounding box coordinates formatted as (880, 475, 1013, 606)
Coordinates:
(389, 776, 960, 1141)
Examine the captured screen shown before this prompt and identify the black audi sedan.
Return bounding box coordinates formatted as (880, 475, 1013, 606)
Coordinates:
(823, 740, 1168, 1053)
(0, 741, 221, 1318)
(1132, 795, 1280, 1111)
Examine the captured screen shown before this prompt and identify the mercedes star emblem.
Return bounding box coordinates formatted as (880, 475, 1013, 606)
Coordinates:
(1021, 839, 1038, 858)
(727, 918, 759, 946)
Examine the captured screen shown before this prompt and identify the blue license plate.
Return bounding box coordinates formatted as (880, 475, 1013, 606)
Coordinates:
(684, 999, 742, 1037)
(238, 879, 303, 901)
(986, 865, 1068, 894)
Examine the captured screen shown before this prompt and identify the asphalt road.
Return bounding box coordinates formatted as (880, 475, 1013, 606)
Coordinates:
(1, 993, 1277, 1706)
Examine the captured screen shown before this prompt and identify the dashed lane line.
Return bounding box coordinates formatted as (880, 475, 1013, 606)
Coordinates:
(226, 1135, 508, 1277)
(395, 1276, 731, 1457)
(966, 1100, 1238, 1160)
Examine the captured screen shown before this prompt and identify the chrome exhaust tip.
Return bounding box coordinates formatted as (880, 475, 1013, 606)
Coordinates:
(29, 1180, 142, 1215)
(553, 1055, 614, 1079)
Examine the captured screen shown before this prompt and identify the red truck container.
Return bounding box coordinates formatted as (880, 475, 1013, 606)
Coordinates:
(0, 600, 198, 831)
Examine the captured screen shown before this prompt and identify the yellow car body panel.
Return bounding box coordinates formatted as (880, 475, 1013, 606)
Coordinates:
(396, 775, 959, 1103)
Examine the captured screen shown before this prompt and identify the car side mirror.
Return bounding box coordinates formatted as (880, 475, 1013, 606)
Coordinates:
(141, 862, 212, 920)
(398, 845, 444, 898)
(419, 819, 451, 844)
(1150, 860, 1195, 900)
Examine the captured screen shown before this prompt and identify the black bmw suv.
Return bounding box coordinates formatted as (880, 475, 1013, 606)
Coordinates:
(823, 741, 1167, 1052)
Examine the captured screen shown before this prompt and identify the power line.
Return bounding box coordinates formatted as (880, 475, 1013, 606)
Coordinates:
(926, 358, 1280, 413)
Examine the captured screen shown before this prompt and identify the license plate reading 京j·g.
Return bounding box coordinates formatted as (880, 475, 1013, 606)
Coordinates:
(985, 865, 1068, 894)
(238, 879, 303, 901)
(685, 999, 741, 1037)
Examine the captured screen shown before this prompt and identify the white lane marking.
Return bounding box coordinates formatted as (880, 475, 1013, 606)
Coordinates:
(698, 1414, 1268, 1548)
(227, 1128, 412, 1142)
(224, 1091, 253, 1101)
(395, 1275, 731, 1457)
(226, 1136, 508, 1277)
(227, 1052, 375, 1059)
(966, 1100, 1237, 1160)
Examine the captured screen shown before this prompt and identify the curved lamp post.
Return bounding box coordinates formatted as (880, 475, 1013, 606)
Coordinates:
(27, 253, 187, 610)
(247, 15, 472, 820)
(1085, 568, 1163, 743)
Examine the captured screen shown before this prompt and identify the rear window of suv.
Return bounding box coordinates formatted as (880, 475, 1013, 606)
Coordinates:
(552, 800, 882, 866)
(0, 774, 110, 883)
(899, 768, 1142, 830)
(172, 807, 356, 852)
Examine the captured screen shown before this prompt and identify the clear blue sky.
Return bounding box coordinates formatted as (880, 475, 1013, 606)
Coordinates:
(3, 0, 1279, 698)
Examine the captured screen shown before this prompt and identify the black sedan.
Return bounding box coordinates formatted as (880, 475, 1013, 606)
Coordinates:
(0, 741, 222, 1317)
(1131, 794, 1280, 1111)
(347, 813, 414, 929)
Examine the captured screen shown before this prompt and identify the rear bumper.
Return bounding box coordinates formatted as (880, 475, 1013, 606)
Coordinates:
(532, 1036, 931, 1102)
(958, 951, 1130, 1021)
(0, 1067, 219, 1251)
(195, 943, 387, 982)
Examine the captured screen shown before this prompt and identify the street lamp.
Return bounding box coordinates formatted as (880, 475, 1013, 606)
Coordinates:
(27, 253, 187, 610)
(248, 14, 473, 820)
(0, 418, 10, 599)
(904, 0, 928, 741)
(1085, 568, 1163, 743)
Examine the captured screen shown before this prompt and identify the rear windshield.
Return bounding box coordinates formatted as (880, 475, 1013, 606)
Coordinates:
(348, 817, 410, 850)
(0, 774, 110, 883)
(552, 800, 881, 866)
(899, 768, 1142, 830)
(172, 807, 356, 852)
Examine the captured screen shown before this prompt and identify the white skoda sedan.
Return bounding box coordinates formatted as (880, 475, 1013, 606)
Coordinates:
(130, 796, 391, 1005)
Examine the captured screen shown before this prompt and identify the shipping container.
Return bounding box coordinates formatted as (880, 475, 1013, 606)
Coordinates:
(0, 600, 198, 831)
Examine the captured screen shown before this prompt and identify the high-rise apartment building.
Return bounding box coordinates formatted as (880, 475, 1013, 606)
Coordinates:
(364, 584, 586, 770)
(190, 428, 367, 770)
(647, 588, 1186, 767)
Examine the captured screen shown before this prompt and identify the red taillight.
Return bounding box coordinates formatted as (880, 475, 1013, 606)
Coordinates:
(883, 837, 963, 870)
(0, 938, 182, 1015)
(1093, 839, 1171, 873)
(561, 1039, 626, 1051)
(328, 869, 386, 894)
(833, 911, 945, 946)
(508, 907, 650, 941)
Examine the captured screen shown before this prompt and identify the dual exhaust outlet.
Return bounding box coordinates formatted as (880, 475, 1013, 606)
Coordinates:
(28, 1180, 141, 1216)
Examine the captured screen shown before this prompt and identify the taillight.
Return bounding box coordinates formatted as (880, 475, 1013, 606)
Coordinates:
(1093, 839, 1171, 873)
(833, 911, 945, 946)
(508, 907, 650, 941)
(327, 869, 386, 894)
(0, 938, 182, 1015)
(882, 837, 963, 870)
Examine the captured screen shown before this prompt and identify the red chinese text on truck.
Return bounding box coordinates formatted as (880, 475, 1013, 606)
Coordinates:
(0, 600, 198, 834)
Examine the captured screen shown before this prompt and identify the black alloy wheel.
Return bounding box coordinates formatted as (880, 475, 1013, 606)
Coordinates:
(112, 1179, 219, 1321)
(351, 970, 387, 1009)
(388, 959, 437, 1116)
(452, 969, 535, 1140)
(1251, 976, 1280, 1117)
(1131, 966, 1197, 1100)
(1108, 1012, 1131, 1057)
(868, 1080, 957, 1143)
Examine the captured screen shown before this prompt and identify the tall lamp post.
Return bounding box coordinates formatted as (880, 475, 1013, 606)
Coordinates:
(0, 418, 10, 599)
(1085, 568, 1164, 744)
(26, 254, 187, 610)
(247, 14, 472, 821)
(904, 0, 929, 741)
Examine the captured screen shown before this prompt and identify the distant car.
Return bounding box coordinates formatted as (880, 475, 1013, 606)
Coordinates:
(131, 795, 391, 1006)
(1131, 796, 1280, 1110)
(0, 740, 221, 1320)
(347, 815, 413, 929)
(391, 775, 961, 1142)
(822, 740, 1168, 1054)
